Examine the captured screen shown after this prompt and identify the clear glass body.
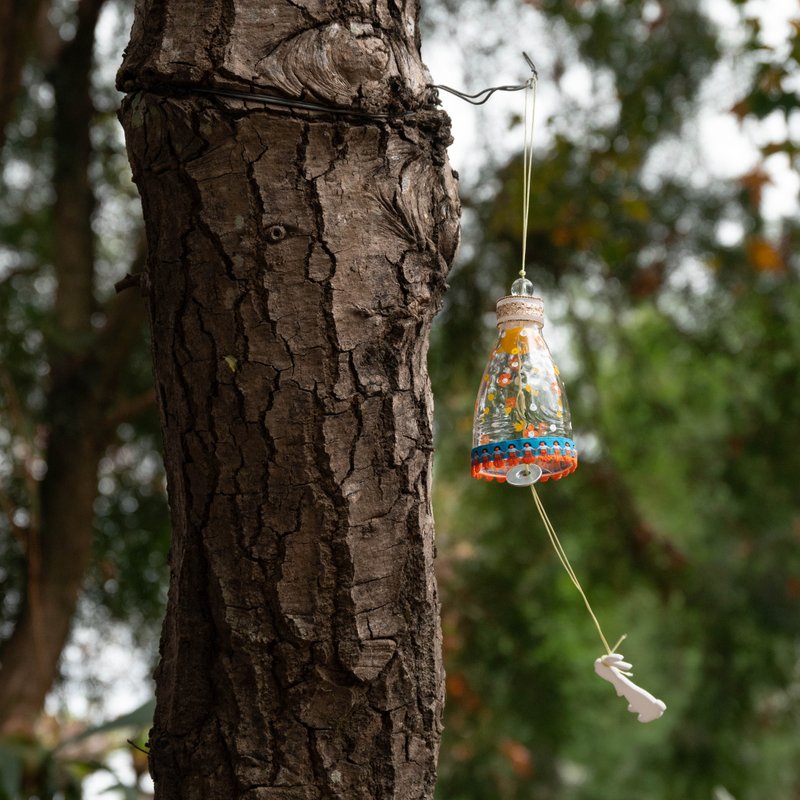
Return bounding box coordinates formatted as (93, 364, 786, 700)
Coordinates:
(471, 317, 577, 482)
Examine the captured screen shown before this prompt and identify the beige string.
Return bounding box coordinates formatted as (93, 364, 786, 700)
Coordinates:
(517, 75, 625, 660)
(519, 77, 537, 280)
(530, 485, 625, 656)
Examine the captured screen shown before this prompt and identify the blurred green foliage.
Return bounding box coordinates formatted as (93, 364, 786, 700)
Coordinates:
(1, 0, 166, 794)
(0, 700, 153, 800)
(0, 0, 169, 653)
(430, 2, 800, 799)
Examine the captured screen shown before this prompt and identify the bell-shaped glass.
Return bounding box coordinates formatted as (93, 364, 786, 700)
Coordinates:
(471, 291, 578, 483)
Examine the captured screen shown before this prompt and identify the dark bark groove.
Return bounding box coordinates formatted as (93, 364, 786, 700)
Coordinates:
(119, 1, 459, 797)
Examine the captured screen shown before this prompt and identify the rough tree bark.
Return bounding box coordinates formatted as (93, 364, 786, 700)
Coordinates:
(118, 1, 460, 797)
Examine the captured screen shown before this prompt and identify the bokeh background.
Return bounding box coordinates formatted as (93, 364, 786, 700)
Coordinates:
(1, 0, 799, 797)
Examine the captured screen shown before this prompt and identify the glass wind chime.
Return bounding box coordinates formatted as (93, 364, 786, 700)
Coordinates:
(467, 60, 666, 723)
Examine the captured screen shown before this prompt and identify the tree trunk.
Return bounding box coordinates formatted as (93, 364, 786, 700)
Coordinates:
(118, 1, 460, 797)
(0, 0, 46, 151)
(0, 0, 113, 734)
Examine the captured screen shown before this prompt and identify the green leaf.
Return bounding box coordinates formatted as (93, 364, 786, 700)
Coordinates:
(58, 699, 155, 749)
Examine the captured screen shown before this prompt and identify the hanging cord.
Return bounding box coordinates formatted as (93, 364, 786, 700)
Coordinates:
(512, 63, 621, 656)
(530, 485, 627, 659)
(519, 75, 537, 280)
(436, 53, 539, 281)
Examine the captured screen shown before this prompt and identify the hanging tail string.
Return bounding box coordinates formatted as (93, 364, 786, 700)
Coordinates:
(530, 485, 626, 657)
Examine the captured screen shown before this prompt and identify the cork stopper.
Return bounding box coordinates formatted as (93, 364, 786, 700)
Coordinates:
(495, 294, 544, 328)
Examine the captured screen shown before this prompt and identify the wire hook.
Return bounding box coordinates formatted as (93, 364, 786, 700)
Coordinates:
(431, 52, 537, 105)
(522, 51, 538, 79)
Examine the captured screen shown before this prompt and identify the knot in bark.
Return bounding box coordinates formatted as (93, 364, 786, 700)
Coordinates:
(267, 224, 287, 243)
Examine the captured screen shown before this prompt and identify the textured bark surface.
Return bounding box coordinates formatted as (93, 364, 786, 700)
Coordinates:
(119, 1, 460, 797)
